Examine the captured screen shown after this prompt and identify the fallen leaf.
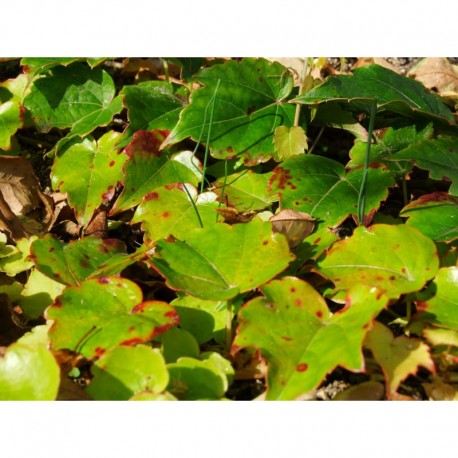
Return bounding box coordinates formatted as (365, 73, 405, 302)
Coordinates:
(408, 57, 458, 95)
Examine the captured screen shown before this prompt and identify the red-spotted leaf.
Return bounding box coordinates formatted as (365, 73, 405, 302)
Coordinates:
(111, 130, 202, 214)
(316, 224, 439, 299)
(268, 154, 394, 227)
(365, 321, 435, 398)
(86, 345, 169, 400)
(389, 135, 458, 195)
(233, 278, 388, 400)
(31, 235, 127, 286)
(162, 58, 296, 164)
(132, 184, 220, 243)
(415, 267, 458, 330)
(51, 131, 126, 225)
(46, 276, 179, 360)
(119, 81, 183, 147)
(400, 192, 458, 242)
(150, 218, 294, 301)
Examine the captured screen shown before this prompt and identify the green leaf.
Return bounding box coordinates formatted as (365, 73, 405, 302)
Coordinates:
(51, 131, 126, 225)
(19, 268, 66, 319)
(400, 192, 458, 242)
(268, 154, 394, 227)
(150, 218, 294, 301)
(21, 57, 81, 75)
(316, 224, 439, 299)
(31, 235, 127, 286)
(388, 135, 458, 195)
(0, 100, 23, 150)
(348, 122, 433, 175)
(161, 327, 200, 363)
(86, 345, 169, 400)
(365, 321, 435, 398)
(0, 341, 60, 400)
(273, 125, 308, 160)
(0, 236, 36, 276)
(415, 267, 458, 330)
(233, 279, 387, 400)
(167, 355, 230, 400)
(111, 130, 202, 214)
(294, 64, 454, 123)
(213, 170, 278, 212)
(132, 184, 219, 243)
(46, 276, 179, 360)
(119, 81, 184, 147)
(163, 58, 296, 163)
(171, 295, 227, 344)
(23, 62, 117, 133)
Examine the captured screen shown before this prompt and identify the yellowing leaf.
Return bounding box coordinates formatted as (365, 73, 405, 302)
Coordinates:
(365, 322, 435, 398)
(273, 125, 307, 160)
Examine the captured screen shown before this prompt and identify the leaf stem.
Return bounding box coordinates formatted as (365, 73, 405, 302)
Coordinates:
(225, 300, 233, 353)
(182, 183, 204, 228)
(357, 99, 377, 225)
(308, 126, 324, 155)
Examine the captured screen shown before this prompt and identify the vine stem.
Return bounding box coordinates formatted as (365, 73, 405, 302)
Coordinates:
(357, 99, 377, 225)
(293, 58, 309, 127)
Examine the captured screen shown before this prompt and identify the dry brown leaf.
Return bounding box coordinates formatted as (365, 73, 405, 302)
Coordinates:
(408, 57, 458, 94)
(270, 209, 316, 248)
(423, 376, 458, 400)
(353, 58, 399, 73)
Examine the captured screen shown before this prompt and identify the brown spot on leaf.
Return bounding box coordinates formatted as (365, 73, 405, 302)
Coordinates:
(162, 211, 170, 218)
(124, 129, 169, 158)
(120, 337, 143, 346)
(48, 246, 55, 252)
(247, 106, 256, 116)
(281, 336, 293, 341)
(290, 287, 296, 293)
(94, 347, 105, 357)
(268, 166, 292, 191)
(294, 298, 303, 307)
(296, 363, 308, 372)
(109, 160, 115, 167)
(316, 310, 323, 318)
(80, 260, 89, 269)
(313, 237, 321, 244)
(145, 191, 159, 200)
(53, 297, 63, 308)
(98, 277, 110, 284)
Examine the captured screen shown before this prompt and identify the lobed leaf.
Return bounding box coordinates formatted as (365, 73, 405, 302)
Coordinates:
(268, 154, 394, 227)
(150, 218, 294, 301)
(46, 276, 179, 360)
(233, 278, 388, 400)
(316, 224, 439, 299)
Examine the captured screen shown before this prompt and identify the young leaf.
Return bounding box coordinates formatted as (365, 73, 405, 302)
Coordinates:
(150, 218, 294, 301)
(233, 279, 388, 400)
(23, 62, 118, 133)
(388, 135, 458, 195)
(86, 345, 169, 400)
(0, 342, 60, 400)
(31, 235, 127, 286)
(161, 327, 200, 363)
(400, 192, 458, 242)
(132, 184, 219, 243)
(415, 267, 458, 330)
(268, 154, 394, 227)
(273, 125, 308, 160)
(51, 131, 126, 226)
(111, 131, 202, 214)
(364, 321, 435, 398)
(213, 170, 278, 212)
(46, 276, 179, 360)
(163, 58, 296, 163)
(293, 64, 454, 123)
(0, 100, 23, 150)
(120, 81, 184, 147)
(316, 224, 439, 299)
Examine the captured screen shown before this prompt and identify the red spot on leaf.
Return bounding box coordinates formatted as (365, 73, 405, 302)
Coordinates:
(98, 276, 110, 284)
(268, 166, 292, 191)
(165, 183, 182, 191)
(313, 237, 321, 244)
(162, 211, 170, 218)
(54, 273, 61, 279)
(94, 346, 105, 357)
(389, 275, 396, 280)
(296, 363, 308, 372)
(145, 192, 159, 200)
(227, 146, 233, 153)
(316, 310, 323, 318)
(120, 338, 143, 346)
(294, 298, 303, 307)
(124, 129, 169, 158)
(109, 160, 115, 167)
(53, 297, 63, 308)
(262, 240, 269, 245)
(290, 287, 296, 293)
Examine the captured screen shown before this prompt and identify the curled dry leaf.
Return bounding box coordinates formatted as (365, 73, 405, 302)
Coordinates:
(270, 209, 316, 248)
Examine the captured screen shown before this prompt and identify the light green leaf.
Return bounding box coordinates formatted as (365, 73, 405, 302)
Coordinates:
(233, 278, 387, 400)
(0, 100, 23, 150)
(150, 218, 294, 301)
(51, 131, 127, 225)
(86, 345, 169, 400)
(273, 125, 307, 160)
(316, 224, 439, 299)
(161, 327, 200, 363)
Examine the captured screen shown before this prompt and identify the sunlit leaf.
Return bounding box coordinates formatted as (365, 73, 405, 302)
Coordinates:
(86, 345, 169, 400)
(316, 224, 439, 299)
(51, 131, 126, 225)
(161, 327, 200, 363)
(46, 276, 179, 360)
(150, 218, 294, 301)
(0, 100, 23, 150)
(268, 154, 394, 227)
(163, 58, 295, 164)
(233, 279, 387, 400)
(365, 321, 435, 398)
(400, 192, 458, 242)
(273, 125, 308, 160)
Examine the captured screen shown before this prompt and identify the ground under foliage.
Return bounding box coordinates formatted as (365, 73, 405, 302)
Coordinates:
(0, 57, 457, 400)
